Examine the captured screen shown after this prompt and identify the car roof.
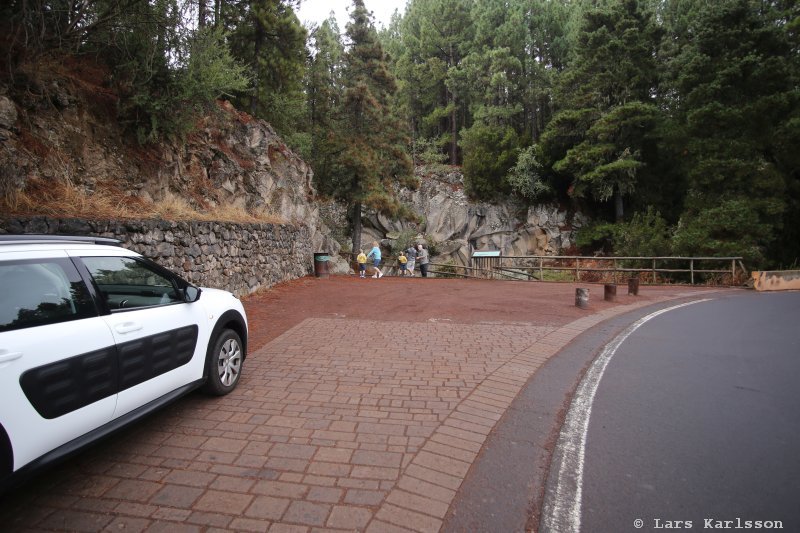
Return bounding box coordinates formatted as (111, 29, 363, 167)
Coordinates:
(0, 235, 132, 256)
(0, 235, 122, 246)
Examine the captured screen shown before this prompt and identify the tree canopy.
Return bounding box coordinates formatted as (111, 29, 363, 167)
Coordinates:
(1, 0, 798, 267)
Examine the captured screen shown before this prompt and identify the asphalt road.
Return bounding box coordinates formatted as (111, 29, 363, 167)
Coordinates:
(441, 292, 716, 533)
(544, 291, 800, 533)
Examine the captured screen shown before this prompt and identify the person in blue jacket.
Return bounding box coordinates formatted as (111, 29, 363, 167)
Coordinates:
(367, 241, 383, 278)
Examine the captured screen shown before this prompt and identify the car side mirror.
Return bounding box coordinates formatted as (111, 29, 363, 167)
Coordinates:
(184, 286, 202, 303)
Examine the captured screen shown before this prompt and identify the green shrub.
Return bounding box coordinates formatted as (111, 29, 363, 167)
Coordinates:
(422, 234, 442, 257)
(615, 207, 672, 257)
(673, 199, 766, 265)
(434, 260, 459, 278)
(118, 25, 250, 143)
(577, 207, 672, 257)
(392, 229, 419, 253)
(461, 122, 520, 200)
(576, 222, 621, 254)
(506, 144, 554, 202)
(412, 138, 449, 172)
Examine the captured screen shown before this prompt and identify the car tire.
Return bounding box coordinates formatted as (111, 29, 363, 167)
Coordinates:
(202, 329, 244, 396)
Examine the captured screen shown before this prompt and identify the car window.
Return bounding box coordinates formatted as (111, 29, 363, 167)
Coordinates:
(0, 259, 96, 332)
(82, 256, 183, 310)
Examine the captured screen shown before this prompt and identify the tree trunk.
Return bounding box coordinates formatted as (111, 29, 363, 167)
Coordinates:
(449, 94, 458, 164)
(250, 22, 264, 115)
(614, 187, 624, 222)
(198, 0, 207, 27)
(351, 201, 363, 259)
(448, 42, 458, 165)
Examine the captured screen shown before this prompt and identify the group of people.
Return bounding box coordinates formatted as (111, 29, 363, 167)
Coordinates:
(356, 242, 429, 279)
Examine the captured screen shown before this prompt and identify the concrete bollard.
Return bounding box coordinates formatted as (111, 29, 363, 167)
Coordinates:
(628, 277, 640, 296)
(575, 287, 589, 309)
(604, 283, 616, 302)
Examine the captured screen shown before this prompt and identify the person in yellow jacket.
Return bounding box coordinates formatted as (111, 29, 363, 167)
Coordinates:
(356, 249, 367, 278)
(398, 251, 408, 276)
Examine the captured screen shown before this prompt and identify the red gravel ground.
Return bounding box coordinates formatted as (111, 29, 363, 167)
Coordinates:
(242, 274, 713, 352)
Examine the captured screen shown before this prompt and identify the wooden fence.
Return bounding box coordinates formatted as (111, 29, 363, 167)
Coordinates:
(428, 255, 747, 286)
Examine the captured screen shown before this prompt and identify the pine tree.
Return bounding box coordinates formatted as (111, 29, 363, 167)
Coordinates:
(393, 0, 473, 164)
(541, 0, 662, 221)
(225, 0, 307, 134)
(668, 0, 798, 265)
(305, 17, 345, 186)
(334, 0, 416, 253)
(457, 0, 525, 199)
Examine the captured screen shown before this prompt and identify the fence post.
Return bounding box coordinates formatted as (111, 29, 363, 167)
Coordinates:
(652, 259, 657, 284)
(604, 284, 616, 302)
(539, 257, 543, 281)
(576, 258, 580, 282)
(628, 277, 639, 295)
(731, 259, 736, 284)
(690, 258, 694, 285)
(613, 258, 618, 284)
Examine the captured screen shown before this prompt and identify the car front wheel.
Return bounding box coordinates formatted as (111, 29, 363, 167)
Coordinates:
(203, 329, 243, 395)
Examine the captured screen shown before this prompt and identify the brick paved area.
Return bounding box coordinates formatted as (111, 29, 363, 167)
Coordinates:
(0, 280, 716, 532)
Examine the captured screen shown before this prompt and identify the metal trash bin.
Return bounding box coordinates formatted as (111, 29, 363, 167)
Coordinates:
(314, 252, 330, 278)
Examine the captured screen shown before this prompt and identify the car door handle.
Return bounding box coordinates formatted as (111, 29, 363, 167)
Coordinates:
(114, 322, 143, 334)
(0, 351, 23, 363)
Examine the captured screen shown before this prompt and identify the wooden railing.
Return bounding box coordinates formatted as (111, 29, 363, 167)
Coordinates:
(429, 256, 747, 286)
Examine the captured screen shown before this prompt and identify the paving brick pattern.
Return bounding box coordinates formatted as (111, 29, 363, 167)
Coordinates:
(0, 290, 707, 532)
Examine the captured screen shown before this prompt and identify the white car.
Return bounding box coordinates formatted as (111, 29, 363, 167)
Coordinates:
(0, 235, 248, 491)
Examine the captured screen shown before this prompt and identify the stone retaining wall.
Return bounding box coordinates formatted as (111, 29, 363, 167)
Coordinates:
(1, 217, 312, 296)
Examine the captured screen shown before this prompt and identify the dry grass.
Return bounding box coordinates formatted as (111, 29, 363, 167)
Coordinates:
(2, 179, 287, 225)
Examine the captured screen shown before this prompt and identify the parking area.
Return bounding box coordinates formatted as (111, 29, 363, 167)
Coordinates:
(0, 276, 718, 532)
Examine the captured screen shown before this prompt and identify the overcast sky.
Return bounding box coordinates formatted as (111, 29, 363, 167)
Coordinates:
(295, 0, 407, 30)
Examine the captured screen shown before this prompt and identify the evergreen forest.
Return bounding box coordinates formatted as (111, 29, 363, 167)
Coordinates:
(2, 0, 798, 268)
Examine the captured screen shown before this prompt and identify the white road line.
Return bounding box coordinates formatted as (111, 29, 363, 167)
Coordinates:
(540, 299, 711, 533)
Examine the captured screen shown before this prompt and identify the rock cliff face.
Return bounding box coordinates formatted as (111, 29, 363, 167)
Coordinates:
(0, 90, 340, 261)
(355, 169, 587, 267)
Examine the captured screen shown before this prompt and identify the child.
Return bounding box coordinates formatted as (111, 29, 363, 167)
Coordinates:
(356, 249, 367, 278)
(398, 250, 407, 276)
